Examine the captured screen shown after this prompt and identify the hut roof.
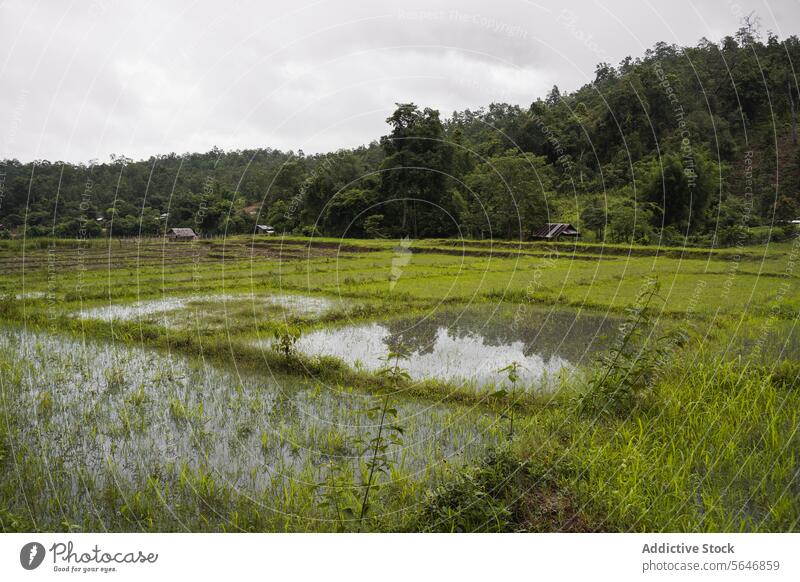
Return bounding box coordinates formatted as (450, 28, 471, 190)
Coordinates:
(532, 223, 579, 239)
(167, 227, 197, 237)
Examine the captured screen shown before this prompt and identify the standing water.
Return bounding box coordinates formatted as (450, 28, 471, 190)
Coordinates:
(292, 306, 617, 389)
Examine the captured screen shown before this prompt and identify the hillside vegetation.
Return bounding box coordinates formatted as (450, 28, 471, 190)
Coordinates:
(2, 21, 799, 246)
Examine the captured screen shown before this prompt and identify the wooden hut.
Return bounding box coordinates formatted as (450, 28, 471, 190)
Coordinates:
(165, 227, 198, 241)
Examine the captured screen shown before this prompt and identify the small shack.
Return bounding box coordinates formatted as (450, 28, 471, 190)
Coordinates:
(532, 223, 580, 240)
(165, 227, 198, 241)
(256, 224, 276, 235)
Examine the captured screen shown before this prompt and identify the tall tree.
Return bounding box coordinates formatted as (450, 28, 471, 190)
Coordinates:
(645, 151, 715, 230)
(464, 153, 553, 239)
(379, 103, 455, 237)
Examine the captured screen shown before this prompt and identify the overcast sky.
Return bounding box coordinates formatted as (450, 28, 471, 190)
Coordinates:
(1, 0, 798, 163)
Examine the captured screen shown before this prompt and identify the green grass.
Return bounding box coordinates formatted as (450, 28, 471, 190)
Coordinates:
(0, 234, 798, 532)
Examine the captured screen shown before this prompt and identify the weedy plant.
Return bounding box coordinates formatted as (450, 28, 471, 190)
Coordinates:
(419, 446, 522, 532)
(271, 324, 302, 357)
(354, 348, 409, 529)
(310, 347, 411, 531)
(493, 361, 524, 440)
(576, 278, 688, 418)
(315, 460, 359, 531)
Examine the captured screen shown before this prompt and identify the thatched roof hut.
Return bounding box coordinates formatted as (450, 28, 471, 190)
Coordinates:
(165, 227, 198, 241)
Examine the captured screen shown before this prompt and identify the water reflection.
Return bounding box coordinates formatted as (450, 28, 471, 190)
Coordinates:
(296, 307, 617, 389)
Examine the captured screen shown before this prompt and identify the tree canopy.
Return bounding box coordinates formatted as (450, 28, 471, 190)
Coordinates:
(2, 25, 798, 245)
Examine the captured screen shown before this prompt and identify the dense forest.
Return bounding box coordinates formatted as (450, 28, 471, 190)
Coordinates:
(2, 20, 799, 246)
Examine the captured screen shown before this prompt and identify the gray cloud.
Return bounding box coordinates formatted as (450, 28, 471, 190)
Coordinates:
(1, 0, 797, 162)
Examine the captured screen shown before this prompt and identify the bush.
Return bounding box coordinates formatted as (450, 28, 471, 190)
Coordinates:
(769, 226, 787, 242)
(363, 214, 386, 238)
(608, 203, 655, 244)
(271, 324, 301, 357)
(770, 360, 800, 389)
(718, 224, 751, 247)
(658, 225, 683, 246)
(418, 445, 594, 533)
(418, 448, 519, 532)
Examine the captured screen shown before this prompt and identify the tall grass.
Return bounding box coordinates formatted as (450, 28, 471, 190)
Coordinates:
(422, 353, 800, 532)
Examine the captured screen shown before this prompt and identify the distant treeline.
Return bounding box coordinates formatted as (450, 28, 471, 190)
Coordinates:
(2, 21, 799, 245)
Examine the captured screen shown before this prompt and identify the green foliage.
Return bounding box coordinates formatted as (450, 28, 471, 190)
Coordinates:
(770, 359, 800, 389)
(314, 348, 411, 532)
(576, 278, 688, 417)
(271, 324, 301, 357)
(3, 31, 800, 242)
(362, 214, 386, 238)
(355, 350, 409, 527)
(607, 201, 655, 244)
(323, 188, 377, 236)
(378, 103, 456, 237)
(463, 153, 552, 239)
(644, 151, 716, 230)
(314, 460, 360, 531)
(493, 361, 524, 440)
(419, 447, 522, 532)
(37, 390, 53, 418)
(0, 295, 20, 320)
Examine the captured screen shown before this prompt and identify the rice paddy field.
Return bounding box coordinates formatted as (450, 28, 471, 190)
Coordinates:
(1, 235, 799, 532)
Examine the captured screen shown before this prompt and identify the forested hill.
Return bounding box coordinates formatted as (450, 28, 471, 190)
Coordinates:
(2, 24, 799, 245)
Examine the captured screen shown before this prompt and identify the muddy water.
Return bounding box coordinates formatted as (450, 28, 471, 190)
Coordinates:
(296, 306, 618, 389)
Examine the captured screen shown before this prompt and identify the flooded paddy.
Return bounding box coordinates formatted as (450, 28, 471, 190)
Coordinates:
(75, 293, 340, 327)
(292, 306, 618, 390)
(0, 328, 501, 530)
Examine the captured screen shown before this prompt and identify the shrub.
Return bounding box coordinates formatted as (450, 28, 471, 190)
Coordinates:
(575, 278, 688, 418)
(271, 324, 301, 357)
(419, 447, 519, 532)
(770, 360, 800, 389)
